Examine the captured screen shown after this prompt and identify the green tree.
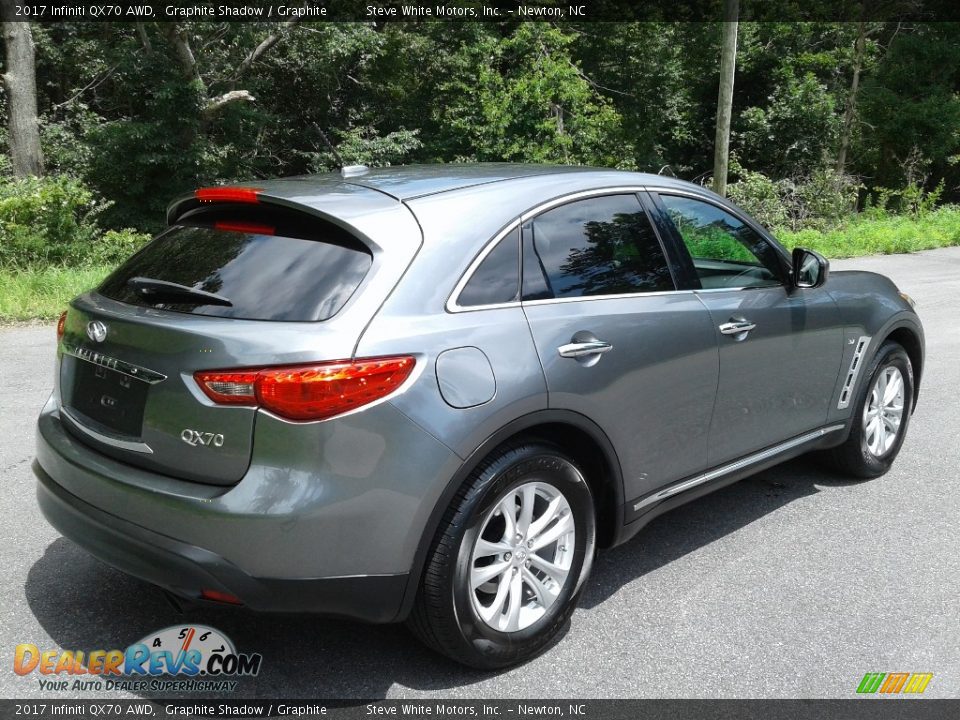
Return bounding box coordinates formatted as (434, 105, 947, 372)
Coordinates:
(432, 24, 629, 165)
(858, 23, 960, 191)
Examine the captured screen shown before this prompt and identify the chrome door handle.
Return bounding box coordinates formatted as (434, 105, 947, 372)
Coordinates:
(718, 319, 757, 335)
(557, 341, 613, 358)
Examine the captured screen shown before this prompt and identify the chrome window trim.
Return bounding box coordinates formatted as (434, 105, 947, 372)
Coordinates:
(631, 423, 846, 514)
(646, 185, 792, 277)
(445, 221, 523, 314)
(60, 406, 154, 454)
(517, 186, 652, 223)
(447, 186, 675, 314)
(445, 184, 787, 314)
(520, 286, 750, 307)
(645, 185, 780, 241)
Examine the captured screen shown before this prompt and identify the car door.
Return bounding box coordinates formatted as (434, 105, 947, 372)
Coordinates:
(650, 190, 844, 467)
(519, 191, 719, 506)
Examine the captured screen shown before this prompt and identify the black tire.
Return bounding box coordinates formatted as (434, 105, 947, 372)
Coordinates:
(822, 341, 914, 479)
(408, 441, 596, 669)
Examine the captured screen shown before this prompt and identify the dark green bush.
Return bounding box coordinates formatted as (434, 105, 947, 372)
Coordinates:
(0, 175, 149, 269)
(727, 165, 861, 232)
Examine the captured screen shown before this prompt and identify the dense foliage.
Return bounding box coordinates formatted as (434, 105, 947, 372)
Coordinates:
(0, 175, 148, 268)
(0, 20, 959, 271)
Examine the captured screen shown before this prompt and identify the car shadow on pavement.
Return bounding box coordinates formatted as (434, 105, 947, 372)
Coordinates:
(24, 456, 864, 699)
(579, 456, 864, 610)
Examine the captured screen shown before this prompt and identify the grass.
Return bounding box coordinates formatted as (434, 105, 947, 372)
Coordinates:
(776, 206, 960, 258)
(2, 207, 960, 322)
(0, 265, 111, 322)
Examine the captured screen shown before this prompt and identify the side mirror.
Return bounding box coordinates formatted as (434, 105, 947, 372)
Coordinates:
(792, 247, 829, 289)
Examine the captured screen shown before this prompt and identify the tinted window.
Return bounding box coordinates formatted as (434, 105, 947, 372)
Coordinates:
(659, 195, 782, 289)
(458, 228, 520, 307)
(98, 222, 371, 322)
(521, 194, 674, 301)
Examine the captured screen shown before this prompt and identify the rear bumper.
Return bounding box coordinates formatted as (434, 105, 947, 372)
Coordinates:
(35, 459, 407, 621)
(34, 392, 463, 622)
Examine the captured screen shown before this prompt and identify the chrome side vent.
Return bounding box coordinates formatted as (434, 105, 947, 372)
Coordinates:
(838, 336, 870, 409)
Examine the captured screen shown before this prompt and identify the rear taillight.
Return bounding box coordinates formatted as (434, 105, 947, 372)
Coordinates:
(56, 311, 67, 342)
(194, 356, 415, 422)
(195, 186, 262, 204)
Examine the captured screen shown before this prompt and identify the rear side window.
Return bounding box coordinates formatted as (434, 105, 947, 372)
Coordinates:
(457, 228, 520, 307)
(98, 212, 371, 322)
(521, 194, 674, 301)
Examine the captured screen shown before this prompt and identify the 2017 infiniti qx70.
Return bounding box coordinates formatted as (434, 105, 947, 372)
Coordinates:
(35, 164, 923, 668)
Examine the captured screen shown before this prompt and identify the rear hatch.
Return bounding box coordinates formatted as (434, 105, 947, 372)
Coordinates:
(56, 182, 420, 485)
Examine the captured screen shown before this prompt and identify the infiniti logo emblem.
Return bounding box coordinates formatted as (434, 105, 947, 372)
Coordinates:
(86, 320, 108, 343)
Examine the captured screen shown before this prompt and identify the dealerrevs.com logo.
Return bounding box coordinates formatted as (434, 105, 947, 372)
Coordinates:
(13, 625, 262, 693)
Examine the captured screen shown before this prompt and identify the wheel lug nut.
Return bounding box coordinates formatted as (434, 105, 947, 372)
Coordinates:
(525, 560, 531, 568)
(527, 539, 534, 548)
(503, 552, 511, 561)
(515, 533, 523, 542)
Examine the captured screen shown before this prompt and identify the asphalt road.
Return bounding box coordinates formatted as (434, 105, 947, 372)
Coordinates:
(2, 248, 958, 700)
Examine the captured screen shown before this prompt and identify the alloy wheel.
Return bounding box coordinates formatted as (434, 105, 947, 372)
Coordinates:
(470, 481, 576, 632)
(862, 365, 905, 457)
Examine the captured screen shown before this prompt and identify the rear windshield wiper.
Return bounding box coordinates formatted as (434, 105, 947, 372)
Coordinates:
(127, 277, 233, 307)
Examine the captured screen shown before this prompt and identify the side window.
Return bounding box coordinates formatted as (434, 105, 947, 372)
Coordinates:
(458, 228, 520, 307)
(521, 194, 674, 301)
(659, 194, 783, 289)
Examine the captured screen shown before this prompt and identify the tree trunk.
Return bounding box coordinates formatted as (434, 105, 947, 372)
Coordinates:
(836, 21, 866, 173)
(712, 0, 738, 197)
(160, 23, 200, 83)
(0, 11, 44, 177)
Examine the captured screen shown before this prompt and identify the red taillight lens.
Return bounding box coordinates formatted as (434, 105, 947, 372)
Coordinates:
(194, 356, 415, 422)
(56, 311, 67, 342)
(194, 186, 262, 204)
(200, 589, 243, 605)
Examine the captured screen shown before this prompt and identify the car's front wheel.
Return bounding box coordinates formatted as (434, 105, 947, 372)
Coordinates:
(823, 340, 914, 478)
(408, 442, 596, 669)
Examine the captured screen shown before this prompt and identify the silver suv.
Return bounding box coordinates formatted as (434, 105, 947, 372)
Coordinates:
(35, 164, 923, 668)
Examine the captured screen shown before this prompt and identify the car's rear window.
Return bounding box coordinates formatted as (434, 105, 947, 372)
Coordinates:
(98, 216, 372, 322)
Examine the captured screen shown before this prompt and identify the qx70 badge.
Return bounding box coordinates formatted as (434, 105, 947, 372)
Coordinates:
(180, 429, 225, 448)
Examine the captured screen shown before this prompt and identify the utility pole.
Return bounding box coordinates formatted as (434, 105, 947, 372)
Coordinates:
(713, 0, 738, 197)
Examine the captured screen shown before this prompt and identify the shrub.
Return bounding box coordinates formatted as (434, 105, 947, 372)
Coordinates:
(74, 228, 150, 267)
(786, 169, 862, 230)
(727, 164, 861, 232)
(0, 175, 148, 269)
(0, 175, 98, 267)
(866, 179, 945, 217)
(725, 165, 790, 229)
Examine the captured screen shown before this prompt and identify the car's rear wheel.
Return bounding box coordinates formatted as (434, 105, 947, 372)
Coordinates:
(408, 442, 596, 669)
(822, 341, 914, 478)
